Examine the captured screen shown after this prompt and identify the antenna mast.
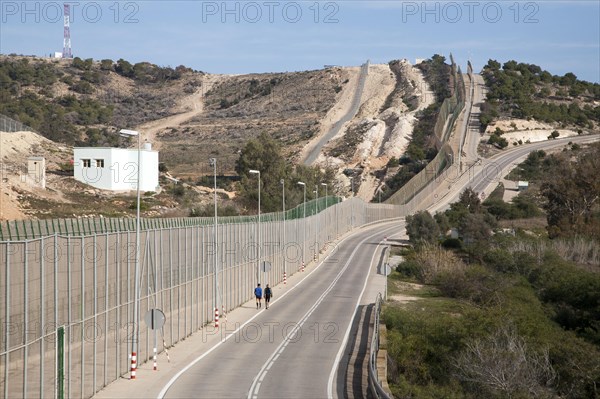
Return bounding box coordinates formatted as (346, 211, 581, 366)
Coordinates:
(63, 3, 72, 58)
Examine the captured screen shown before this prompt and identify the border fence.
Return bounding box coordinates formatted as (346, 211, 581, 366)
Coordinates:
(0, 114, 33, 133)
(0, 196, 340, 242)
(0, 197, 405, 398)
(385, 55, 466, 206)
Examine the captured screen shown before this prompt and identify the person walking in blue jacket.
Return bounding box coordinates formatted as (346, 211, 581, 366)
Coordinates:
(254, 284, 263, 309)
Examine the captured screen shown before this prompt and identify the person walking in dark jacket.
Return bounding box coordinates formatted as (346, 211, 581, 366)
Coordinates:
(264, 284, 273, 309)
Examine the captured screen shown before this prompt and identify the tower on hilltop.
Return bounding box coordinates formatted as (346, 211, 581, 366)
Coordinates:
(62, 3, 72, 58)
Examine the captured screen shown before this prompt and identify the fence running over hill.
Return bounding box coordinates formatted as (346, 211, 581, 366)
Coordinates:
(304, 60, 370, 165)
(385, 55, 467, 206)
(0, 113, 34, 133)
(0, 196, 340, 241)
(0, 197, 404, 398)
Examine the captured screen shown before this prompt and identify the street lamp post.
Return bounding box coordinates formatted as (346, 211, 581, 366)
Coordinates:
(249, 170, 261, 283)
(280, 179, 286, 282)
(321, 183, 327, 243)
(314, 185, 318, 261)
(297, 181, 306, 271)
(209, 158, 218, 323)
(119, 129, 141, 379)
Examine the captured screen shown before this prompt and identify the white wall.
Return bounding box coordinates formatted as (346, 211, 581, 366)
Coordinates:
(73, 147, 159, 192)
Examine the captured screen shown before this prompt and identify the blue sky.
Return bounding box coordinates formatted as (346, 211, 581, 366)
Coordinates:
(1, 1, 599, 81)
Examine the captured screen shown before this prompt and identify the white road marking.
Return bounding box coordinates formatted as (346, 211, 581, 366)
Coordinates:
(327, 230, 401, 398)
(157, 221, 399, 399)
(248, 224, 400, 399)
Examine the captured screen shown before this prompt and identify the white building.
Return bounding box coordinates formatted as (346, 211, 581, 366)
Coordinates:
(26, 156, 46, 189)
(73, 145, 159, 192)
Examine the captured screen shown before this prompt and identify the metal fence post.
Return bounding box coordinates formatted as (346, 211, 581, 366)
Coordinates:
(57, 326, 65, 399)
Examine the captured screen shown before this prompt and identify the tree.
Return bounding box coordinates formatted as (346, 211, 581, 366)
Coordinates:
(115, 59, 134, 78)
(541, 147, 600, 238)
(406, 211, 440, 245)
(235, 132, 288, 212)
(454, 324, 556, 398)
(100, 59, 113, 71)
(459, 188, 483, 214)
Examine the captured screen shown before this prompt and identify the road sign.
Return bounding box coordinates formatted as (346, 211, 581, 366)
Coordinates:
(144, 309, 166, 330)
(385, 263, 392, 276)
(261, 261, 271, 273)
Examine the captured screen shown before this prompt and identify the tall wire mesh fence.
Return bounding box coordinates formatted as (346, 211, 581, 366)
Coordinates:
(0, 114, 34, 133)
(0, 196, 340, 241)
(0, 198, 404, 398)
(385, 56, 466, 205)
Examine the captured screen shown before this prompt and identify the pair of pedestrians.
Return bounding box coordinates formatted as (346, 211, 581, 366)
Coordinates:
(254, 283, 272, 309)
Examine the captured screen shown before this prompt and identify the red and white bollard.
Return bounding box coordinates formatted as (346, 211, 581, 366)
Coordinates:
(153, 347, 157, 371)
(283, 271, 287, 284)
(130, 352, 137, 380)
(215, 307, 219, 328)
(302, 261, 305, 272)
(162, 337, 171, 363)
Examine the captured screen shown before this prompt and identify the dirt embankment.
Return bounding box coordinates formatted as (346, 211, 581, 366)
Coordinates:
(0, 131, 71, 220)
(485, 119, 580, 144)
(319, 60, 434, 202)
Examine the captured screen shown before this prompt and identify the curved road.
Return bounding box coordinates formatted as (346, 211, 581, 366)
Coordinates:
(158, 221, 401, 398)
(156, 135, 600, 399)
(428, 134, 600, 214)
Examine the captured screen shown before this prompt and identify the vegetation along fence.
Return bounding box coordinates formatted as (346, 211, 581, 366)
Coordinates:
(0, 196, 340, 241)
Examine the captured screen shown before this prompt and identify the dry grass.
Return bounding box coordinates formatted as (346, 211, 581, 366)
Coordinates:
(414, 243, 466, 283)
(508, 237, 600, 272)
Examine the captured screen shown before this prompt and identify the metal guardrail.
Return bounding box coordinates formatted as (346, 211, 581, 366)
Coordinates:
(368, 292, 392, 399)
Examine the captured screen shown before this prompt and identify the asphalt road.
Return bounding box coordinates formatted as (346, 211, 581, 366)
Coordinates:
(158, 221, 402, 398)
(428, 134, 600, 214)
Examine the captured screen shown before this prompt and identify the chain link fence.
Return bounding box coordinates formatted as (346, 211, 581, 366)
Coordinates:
(385, 57, 466, 206)
(0, 114, 33, 133)
(0, 197, 340, 241)
(0, 197, 403, 398)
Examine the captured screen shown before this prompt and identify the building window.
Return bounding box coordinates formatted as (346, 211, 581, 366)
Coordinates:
(82, 159, 91, 167)
(96, 159, 104, 168)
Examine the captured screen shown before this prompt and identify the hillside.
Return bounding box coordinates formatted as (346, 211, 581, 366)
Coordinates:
(478, 60, 600, 153)
(5, 55, 596, 221)
(1, 54, 442, 219)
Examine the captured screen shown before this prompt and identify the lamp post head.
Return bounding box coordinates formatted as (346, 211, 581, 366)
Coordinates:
(297, 181, 305, 186)
(249, 169, 260, 175)
(209, 158, 216, 167)
(321, 183, 327, 187)
(280, 179, 284, 185)
(119, 129, 139, 137)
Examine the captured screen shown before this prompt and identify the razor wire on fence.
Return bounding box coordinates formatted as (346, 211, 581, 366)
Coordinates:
(0, 197, 403, 398)
(0, 196, 340, 241)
